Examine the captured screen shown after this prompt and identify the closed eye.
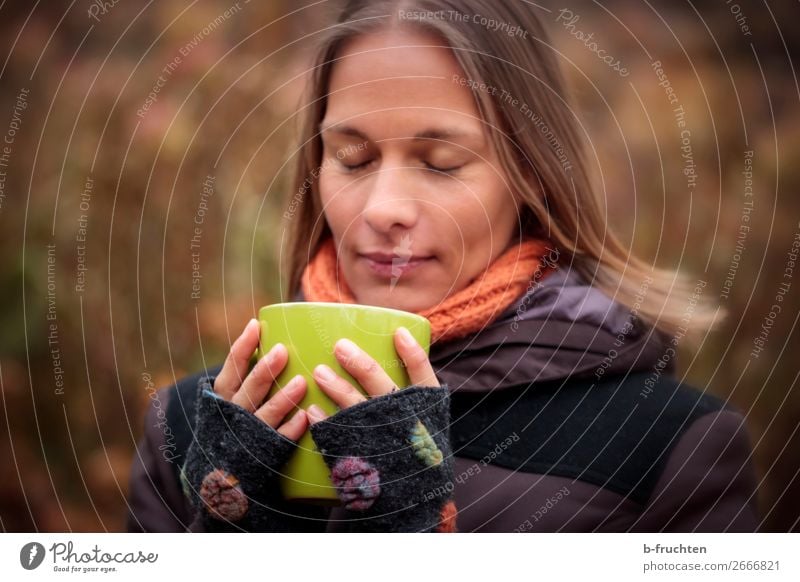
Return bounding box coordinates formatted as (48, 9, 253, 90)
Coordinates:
(340, 159, 373, 172)
(424, 161, 464, 174)
(338, 160, 464, 174)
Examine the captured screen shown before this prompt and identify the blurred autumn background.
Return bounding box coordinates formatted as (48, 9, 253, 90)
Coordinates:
(0, 0, 798, 532)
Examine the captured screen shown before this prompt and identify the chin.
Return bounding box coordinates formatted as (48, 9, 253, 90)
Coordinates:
(355, 287, 438, 313)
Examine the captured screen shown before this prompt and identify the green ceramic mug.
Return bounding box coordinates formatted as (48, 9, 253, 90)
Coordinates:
(254, 301, 431, 504)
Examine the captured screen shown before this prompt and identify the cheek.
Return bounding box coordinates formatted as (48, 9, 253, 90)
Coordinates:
(319, 177, 357, 235)
(451, 176, 518, 261)
(447, 187, 508, 242)
(477, 175, 518, 233)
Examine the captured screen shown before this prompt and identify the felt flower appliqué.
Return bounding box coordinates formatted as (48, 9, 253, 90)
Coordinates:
(330, 457, 381, 511)
(409, 420, 443, 467)
(199, 469, 249, 522)
(436, 499, 458, 532)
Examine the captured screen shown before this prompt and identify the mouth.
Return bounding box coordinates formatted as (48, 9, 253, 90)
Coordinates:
(357, 252, 435, 279)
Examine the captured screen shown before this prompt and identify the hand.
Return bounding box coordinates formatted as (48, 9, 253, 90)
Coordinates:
(213, 318, 308, 441)
(306, 326, 440, 424)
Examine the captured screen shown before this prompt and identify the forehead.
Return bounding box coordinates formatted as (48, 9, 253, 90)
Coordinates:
(323, 28, 483, 133)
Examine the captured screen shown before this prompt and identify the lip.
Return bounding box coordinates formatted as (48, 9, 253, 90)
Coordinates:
(358, 252, 434, 279)
(360, 251, 433, 262)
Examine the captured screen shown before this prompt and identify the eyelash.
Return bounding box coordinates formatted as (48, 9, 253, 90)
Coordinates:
(339, 160, 464, 174)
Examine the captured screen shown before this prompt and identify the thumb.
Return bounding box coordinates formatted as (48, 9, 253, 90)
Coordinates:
(307, 404, 329, 424)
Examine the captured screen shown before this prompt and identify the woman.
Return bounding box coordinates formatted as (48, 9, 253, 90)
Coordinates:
(126, 0, 759, 532)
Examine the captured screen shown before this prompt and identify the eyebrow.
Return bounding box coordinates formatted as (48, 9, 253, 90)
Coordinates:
(318, 123, 483, 144)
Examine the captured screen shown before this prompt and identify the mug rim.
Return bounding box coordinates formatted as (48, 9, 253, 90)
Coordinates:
(258, 301, 430, 326)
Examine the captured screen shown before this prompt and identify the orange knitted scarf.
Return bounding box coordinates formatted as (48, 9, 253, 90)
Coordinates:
(301, 236, 555, 344)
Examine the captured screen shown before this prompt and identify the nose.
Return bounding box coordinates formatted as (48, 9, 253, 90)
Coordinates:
(362, 166, 420, 235)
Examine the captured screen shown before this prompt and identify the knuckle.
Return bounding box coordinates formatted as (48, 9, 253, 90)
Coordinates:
(253, 357, 273, 379)
(242, 372, 259, 391)
(334, 380, 355, 395)
(281, 386, 301, 405)
(238, 393, 256, 409)
(260, 398, 278, 417)
(363, 359, 380, 375)
(406, 346, 429, 367)
(265, 392, 281, 409)
(256, 411, 276, 428)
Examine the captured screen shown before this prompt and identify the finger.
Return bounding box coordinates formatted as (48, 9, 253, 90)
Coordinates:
(276, 409, 309, 441)
(306, 404, 329, 425)
(214, 318, 261, 400)
(394, 327, 440, 387)
(232, 343, 288, 411)
(333, 338, 397, 397)
(254, 375, 307, 428)
(313, 364, 367, 409)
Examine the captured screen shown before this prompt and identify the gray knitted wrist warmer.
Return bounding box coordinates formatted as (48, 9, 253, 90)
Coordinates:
(182, 375, 305, 532)
(309, 385, 457, 532)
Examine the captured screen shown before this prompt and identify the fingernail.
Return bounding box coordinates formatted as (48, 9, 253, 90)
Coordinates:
(315, 364, 336, 382)
(397, 326, 416, 348)
(336, 338, 359, 358)
(237, 319, 257, 345)
(308, 404, 326, 421)
(286, 375, 304, 390)
(246, 318, 258, 333)
(265, 343, 284, 365)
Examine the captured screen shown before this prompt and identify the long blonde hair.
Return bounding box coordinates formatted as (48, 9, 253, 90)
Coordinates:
(283, 0, 720, 337)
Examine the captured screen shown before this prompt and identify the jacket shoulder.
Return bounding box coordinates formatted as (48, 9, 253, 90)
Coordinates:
(449, 371, 731, 504)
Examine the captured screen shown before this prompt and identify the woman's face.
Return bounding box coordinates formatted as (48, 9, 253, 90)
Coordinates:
(318, 27, 520, 312)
